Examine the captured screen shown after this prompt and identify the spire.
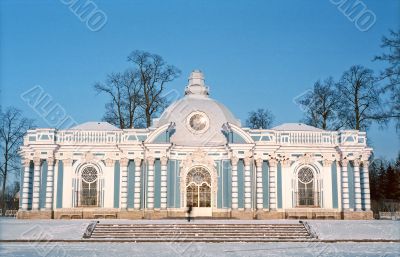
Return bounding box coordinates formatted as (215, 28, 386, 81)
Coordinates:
(184, 70, 209, 96)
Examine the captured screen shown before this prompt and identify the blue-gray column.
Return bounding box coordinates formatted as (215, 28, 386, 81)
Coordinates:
(262, 161, 269, 209)
(154, 159, 161, 209)
(113, 160, 120, 208)
(127, 160, 135, 209)
(331, 161, 339, 209)
(56, 160, 64, 209)
(39, 160, 48, 209)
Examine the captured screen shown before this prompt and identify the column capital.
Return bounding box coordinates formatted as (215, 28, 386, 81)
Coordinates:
(22, 158, 31, 167)
(231, 156, 239, 167)
(282, 159, 291, 168)
(340, 159, 349, 167)
(63, 158, 73, 166)
(244, 157, 252, 167)
(134, 158, 142, 167)
(323, 159, 333, 167)
(105, 158, 115, 167)
(255, 158, 263, 168)
(353, 159, 361, 167)
(47, 157, 55, 166)
(160, 156, 168, 166)
(120, 158, 129, 167)
(362, 160, 369, 167)
(269, 159, 277, 167)
(33, 157, 41, 166)
(147, 156, 155, 166)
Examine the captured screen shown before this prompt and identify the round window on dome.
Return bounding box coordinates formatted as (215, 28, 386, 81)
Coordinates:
(186, 111, 209, 134)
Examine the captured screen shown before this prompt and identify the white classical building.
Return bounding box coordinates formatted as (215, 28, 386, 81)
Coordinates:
(18, 71, 373, 219)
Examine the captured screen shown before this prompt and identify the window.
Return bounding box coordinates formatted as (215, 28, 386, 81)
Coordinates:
(186, 167, 211, 207)
(296, 167, 319, 207)
(79, 166, 99, 207)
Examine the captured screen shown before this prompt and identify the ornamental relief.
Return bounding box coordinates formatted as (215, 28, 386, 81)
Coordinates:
(179, 149, 218, 195)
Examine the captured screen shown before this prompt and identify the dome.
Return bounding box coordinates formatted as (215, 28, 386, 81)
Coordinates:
(155, 70, 241, 146)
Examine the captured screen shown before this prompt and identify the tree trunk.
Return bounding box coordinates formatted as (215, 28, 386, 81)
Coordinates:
(1, 160, 7, 215)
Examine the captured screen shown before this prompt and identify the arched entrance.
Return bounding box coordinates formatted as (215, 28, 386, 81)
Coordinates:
(185, 166, 212, 216)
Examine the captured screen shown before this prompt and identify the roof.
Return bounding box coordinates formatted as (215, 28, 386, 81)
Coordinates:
(271, 123, 324, 132)
(69, 121, 121, 131)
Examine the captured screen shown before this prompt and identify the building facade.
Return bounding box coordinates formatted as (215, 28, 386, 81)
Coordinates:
(17, 71, 373, 219)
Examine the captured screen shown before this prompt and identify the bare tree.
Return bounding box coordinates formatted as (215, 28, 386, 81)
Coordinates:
(0, 107, 34, 214)
(94, 70, 144, 129)
(297, 77, 341, 130)
(246, 108, 274, 129)
(336, 65, 384, 131)
(374, 30, 400, 131)
(95, 51, 180, 128)
(128, 50, 181, 127)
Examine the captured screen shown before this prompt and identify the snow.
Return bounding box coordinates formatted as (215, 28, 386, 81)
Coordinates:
(271, 123, 324, 131)
(69, 122, 120, 131)
(0, 242, 399, 257)
(1, 218, 399, 256)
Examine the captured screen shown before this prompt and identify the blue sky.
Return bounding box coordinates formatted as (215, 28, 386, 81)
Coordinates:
(0, 0, 399, 160)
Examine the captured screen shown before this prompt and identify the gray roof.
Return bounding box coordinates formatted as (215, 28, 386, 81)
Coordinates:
(70, 121, 120, 131)
(271, 123, 324, 131)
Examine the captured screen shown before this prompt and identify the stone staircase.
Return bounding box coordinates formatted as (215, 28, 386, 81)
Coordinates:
(85, 222, 315, 242)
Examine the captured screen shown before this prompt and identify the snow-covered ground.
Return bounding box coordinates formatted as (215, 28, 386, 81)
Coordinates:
(1, 242, 399, 257)
(0, 218, 399, 256)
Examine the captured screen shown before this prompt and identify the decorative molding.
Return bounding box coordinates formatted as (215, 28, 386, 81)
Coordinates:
(134, 158, 142, 167)
(63, 158, 73, 166)
(47, 157, 55, 166)
(340, 159, 349, 167)
(33, 157, 41, 166)
(362, 160, 369, 167)
(160, 156, 168, 166)
(269, 158, 277, 167)
(23, 158, 31, 167)
(231, 156, 239, 167)
(323, 159, 333, 167)
(297, 153, 314, 165)
(84, 152, 95, 162)
(353, 159, 361, 167)
(255, 158, 263, 168)
(104, 158, 115, 167)
(243, 157, 252, 167)
(147, 156, 155, 166)
(282, 158, 291, 168)
(120, 158, 129, 167)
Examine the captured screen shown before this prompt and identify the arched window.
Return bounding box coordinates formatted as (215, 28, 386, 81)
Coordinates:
(186, 167, 211, 207)
(79, 166, 99, 207)
(296, 167, 319, 207)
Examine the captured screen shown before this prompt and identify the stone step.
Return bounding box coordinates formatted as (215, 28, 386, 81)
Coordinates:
(86, 223, 313, 241)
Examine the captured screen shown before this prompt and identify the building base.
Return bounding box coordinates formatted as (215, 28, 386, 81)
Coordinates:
(17, 210, 53, 219)
(342, 210, 373, 220)
(16, 209, 374, 220)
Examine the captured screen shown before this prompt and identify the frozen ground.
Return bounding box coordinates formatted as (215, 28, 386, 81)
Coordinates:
(0, 218, 399, 256)
(1, 242, 399, 257)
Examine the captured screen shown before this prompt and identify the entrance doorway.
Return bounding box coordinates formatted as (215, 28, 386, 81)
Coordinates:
(185, 166, 212, 217)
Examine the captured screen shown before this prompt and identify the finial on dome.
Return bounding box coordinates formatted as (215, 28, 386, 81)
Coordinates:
(185, 70, 209, 96)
